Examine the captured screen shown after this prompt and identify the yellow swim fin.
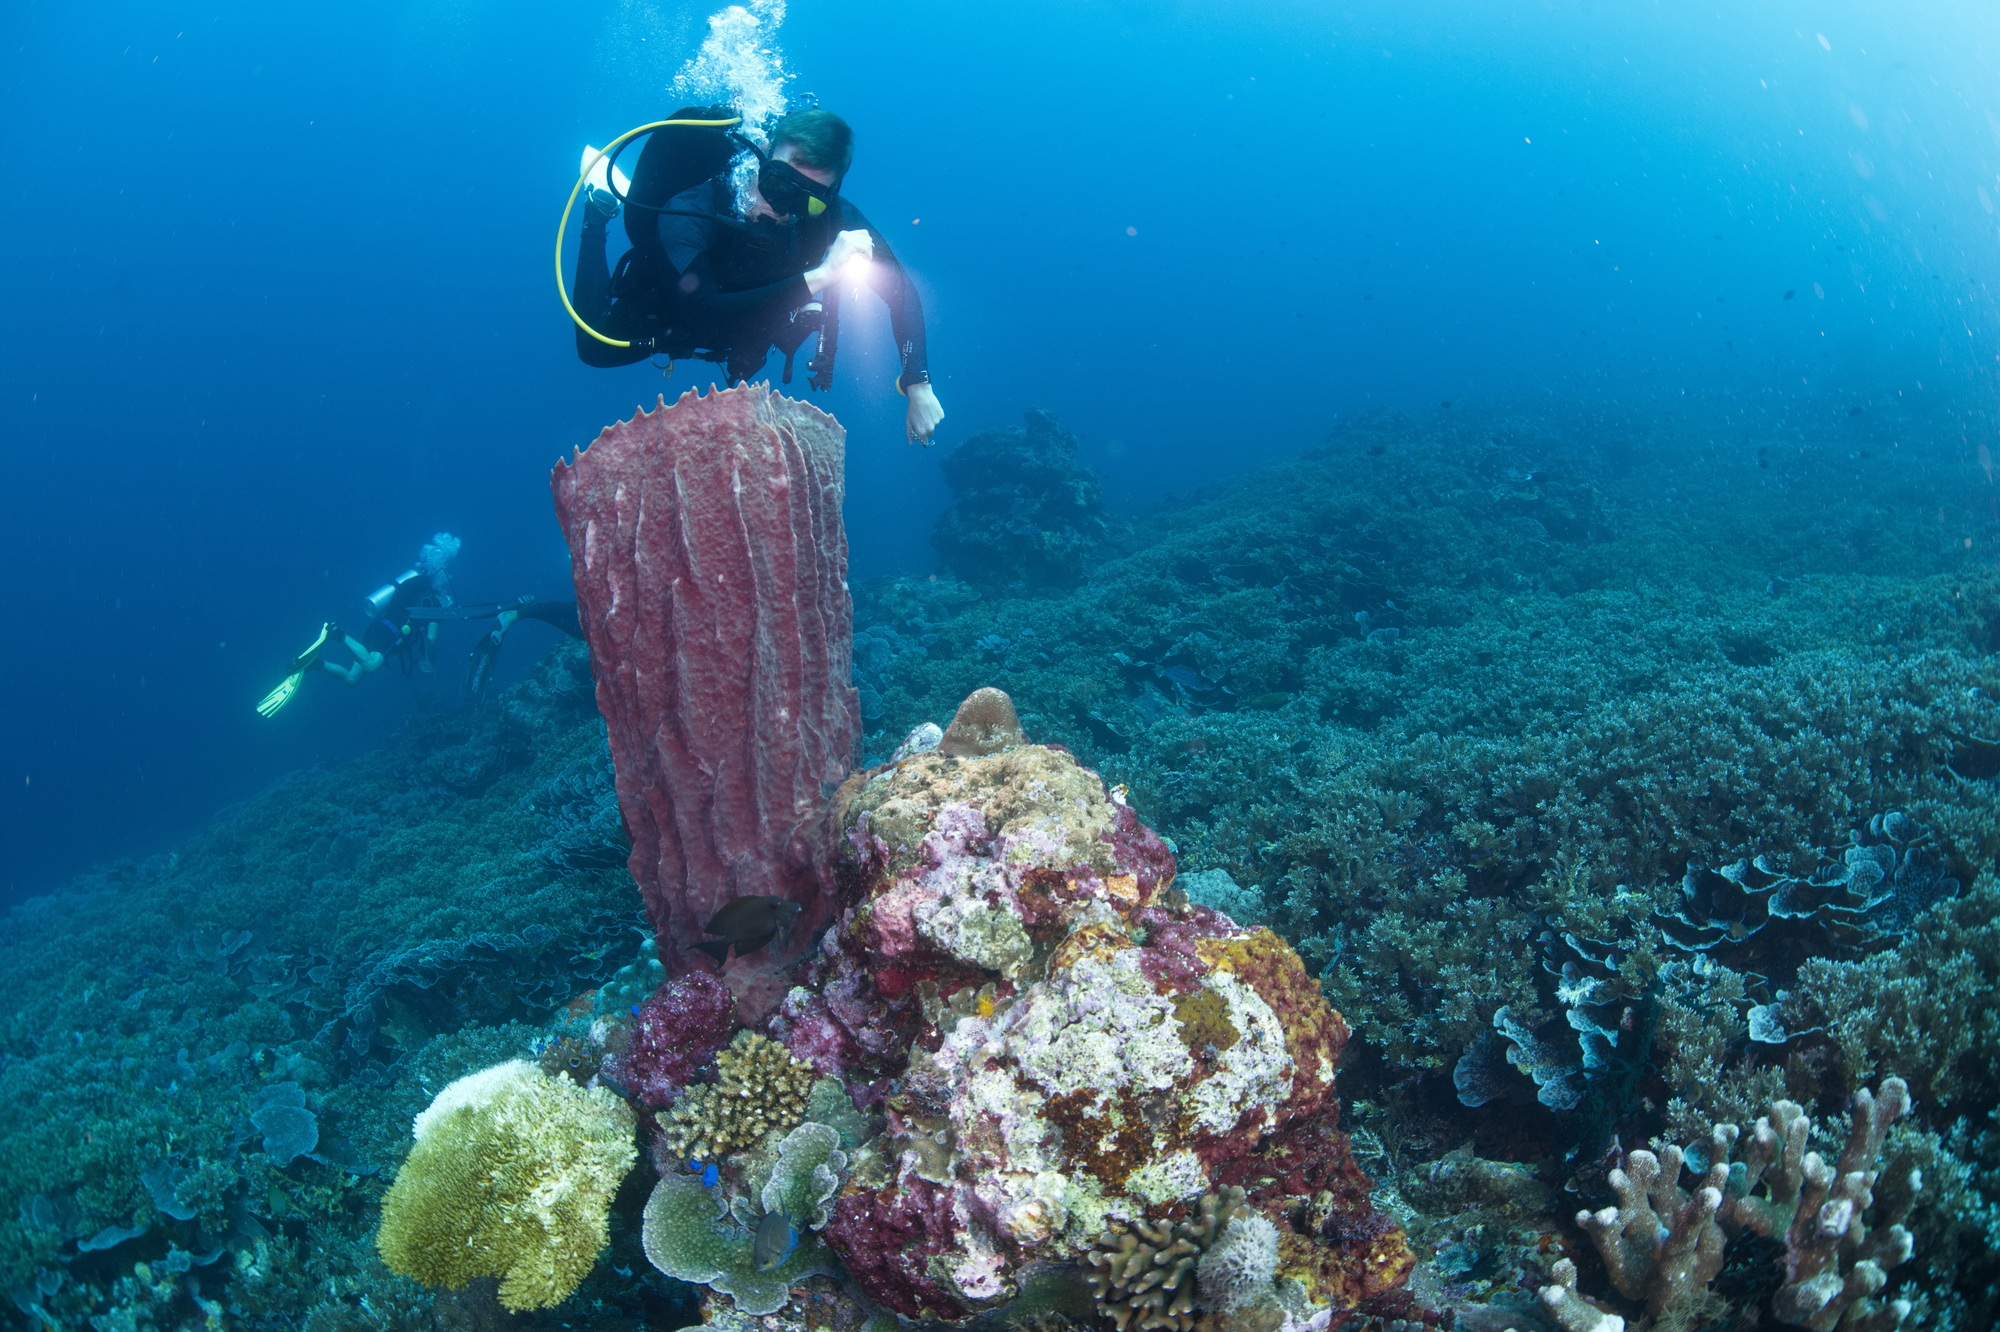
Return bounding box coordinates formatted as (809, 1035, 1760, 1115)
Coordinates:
(257, 622, 335, 717)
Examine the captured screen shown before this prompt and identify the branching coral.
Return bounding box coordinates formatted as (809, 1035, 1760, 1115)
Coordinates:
(1575, 1144, 1724, 1317)
(1561, 1078, 1919, 1331)
(1721, 1080, 1918, 1331)
(656, 1031, 815, 1162)
(1085, 1187, 1251, 1332)
(373, 1059, 636, 1312)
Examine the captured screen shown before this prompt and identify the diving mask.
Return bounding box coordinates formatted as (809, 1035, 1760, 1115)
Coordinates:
(758, 158, 837, 220)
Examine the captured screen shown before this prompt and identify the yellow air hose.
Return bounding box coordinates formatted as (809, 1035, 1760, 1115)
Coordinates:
(555, 117, 743, 348)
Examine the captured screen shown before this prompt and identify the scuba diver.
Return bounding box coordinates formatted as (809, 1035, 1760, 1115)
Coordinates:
(403, 596, 583, 703)
(256, 535, 461, 718)
(564, 106, 946, 445)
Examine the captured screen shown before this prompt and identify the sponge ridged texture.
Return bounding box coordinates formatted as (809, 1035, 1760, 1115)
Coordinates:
(374, 1060, 636, 1312)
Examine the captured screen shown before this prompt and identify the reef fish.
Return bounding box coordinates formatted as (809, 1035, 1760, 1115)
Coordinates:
(752, 1208, 797, 1272)
(692, 895, 803, 964)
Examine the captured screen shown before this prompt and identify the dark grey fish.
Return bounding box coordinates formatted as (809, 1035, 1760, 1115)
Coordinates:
(752, 1208, 796, 1272)
(692, 895, 803, 964)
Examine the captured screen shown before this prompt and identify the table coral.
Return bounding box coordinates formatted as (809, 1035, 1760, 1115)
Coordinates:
(775, 692, 1410, 1325)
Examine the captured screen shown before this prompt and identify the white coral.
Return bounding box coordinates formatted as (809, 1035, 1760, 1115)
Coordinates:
(1195, 1211, 1280, 1312)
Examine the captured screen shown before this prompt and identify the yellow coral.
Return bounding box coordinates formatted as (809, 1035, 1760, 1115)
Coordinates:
(374, 1059, 637, 1312)
(658, 1031, 815, 1161)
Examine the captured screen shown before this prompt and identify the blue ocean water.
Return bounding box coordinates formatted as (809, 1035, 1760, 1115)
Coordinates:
(2, 0, 1997, 898)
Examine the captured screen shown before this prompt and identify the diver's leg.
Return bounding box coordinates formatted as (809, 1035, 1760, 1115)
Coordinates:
(572, 204, 654, 368)
(321, 659, 362, 685)
(343, 633, 385, 674)
(575, 208, 615, 320)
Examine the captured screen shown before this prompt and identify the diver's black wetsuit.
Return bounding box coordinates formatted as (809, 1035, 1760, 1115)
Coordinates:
(573, 175, 929, 386)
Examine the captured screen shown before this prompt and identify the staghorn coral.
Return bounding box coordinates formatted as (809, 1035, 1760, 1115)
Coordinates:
(1085, 1188, 1250, 1332)
(657, 1031, 815, 1162)
(1574, 1144, 1724, 1319)
(1537, 1258, 1625, 1332)
(373, 1059, 636, 1312)
(1561, 1077, 1919, 1331)
(1721, 1080, 1918, 1331)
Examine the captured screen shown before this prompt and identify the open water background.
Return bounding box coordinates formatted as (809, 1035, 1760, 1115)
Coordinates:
(3, 0, 1999, 898)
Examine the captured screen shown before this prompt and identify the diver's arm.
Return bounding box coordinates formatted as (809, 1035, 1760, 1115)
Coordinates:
(861, 227, 943, 441)
(840, 205, 931, 386)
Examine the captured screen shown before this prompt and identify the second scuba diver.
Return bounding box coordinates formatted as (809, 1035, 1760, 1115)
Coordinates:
(257, 534, 462, 717)
(567, 107, 946, 445)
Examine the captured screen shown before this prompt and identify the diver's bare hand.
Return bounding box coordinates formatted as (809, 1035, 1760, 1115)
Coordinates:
(805, 229, 875, 295)
(905, 382, 945, 445)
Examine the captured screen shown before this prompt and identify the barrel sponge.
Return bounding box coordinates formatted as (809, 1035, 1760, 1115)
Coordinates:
(374, 1059, 637, 1312)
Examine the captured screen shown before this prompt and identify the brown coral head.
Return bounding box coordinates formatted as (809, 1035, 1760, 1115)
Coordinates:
(939, 687, 1027, 758)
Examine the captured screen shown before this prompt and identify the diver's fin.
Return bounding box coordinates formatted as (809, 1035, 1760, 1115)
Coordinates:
(581, 145, 633, 199)
(256, 671, 305, 718)
(257, 623, 337, 717)
(691, 939, 736, 964)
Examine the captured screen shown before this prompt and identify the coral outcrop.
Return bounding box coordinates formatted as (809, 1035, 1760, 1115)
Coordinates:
(551, 385, 860, 1017)
(775, 692, 1410, 1325)
(373, 1059, 637, 1312)
(931, 409, 1115, 593)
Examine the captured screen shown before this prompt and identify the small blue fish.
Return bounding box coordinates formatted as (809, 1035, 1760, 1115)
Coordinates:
(686, 1159, 719, 1189)
(752, 1208, 797, 1272)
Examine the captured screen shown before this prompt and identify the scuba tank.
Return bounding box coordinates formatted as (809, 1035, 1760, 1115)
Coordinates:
(604, 106, 745, 354)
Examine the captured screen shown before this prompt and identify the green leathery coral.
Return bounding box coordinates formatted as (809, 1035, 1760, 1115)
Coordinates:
(761, 1121, 848, 1229)
(373, 1058, 637, 1311)
(641, 1169, 836, 1315)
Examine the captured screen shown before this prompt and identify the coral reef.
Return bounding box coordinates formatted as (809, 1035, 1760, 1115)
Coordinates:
(13, 401, 2000, 1328)
(552, 385, 860, 1018)
(657, 1031, 817, 1162)
(777, 695, 1409, 1325)
(932, 409, 1116, 592)
(373, 1059, 637, 1311)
